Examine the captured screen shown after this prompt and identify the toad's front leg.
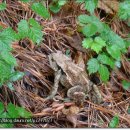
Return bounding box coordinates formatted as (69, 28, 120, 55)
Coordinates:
(46, 69, 62, 100)
(46, 54, 62, 100)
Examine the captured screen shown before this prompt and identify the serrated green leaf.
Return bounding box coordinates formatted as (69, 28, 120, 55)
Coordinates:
(127, 106, 130, 114)
(0, 42, 11, 52)
(7, 103, 19, 118)
(28, 26, 43, 44)
(85, 0, 98, 14)
(82, 38, 93, 48)
(0, 102, 4, 114)
(28, 18, 43, 44)
(0, 25, 3, 30)
(10, 71, 24, 82)
(16, 106, 31, 118)
(18, 20, 29, 39)
(9, 71, 24, 82)
(0, 28, 18, 51)
(118, 0, 130, 20)
(124, 39, 130, 48)
(107, 45, 121, 60)
(58, 0, 67, 6)
(28, 18, 42, 29)
(7, 82, 14, 90)
(87, 58, 99, 74)
(91, 37, 106, 53)
(0, 124, 13, 128)
(76, 0, 84, 3)
(82, 24, 98, 37)
(49, 3, 61, 13)
(0, 112, 13, 128)
(20, 0, 30, 2)
(78, 15, 92, 24)
(0, 60, 12, 85)
(78, 15, 103, 32)
(97, 54, 115, 68)
(0, 3, 6, 11)
(101, 27, 126, 50)
(17, 19, 43, 44)
(0, 51, 17, 66)
(122, 80, 130, 91)
(109, 115, 119, 128)
(109, 31, 125, 49)
(31, 2, 50, 18)
(0, 112, 10, 118)
(98, 64, 109, 82)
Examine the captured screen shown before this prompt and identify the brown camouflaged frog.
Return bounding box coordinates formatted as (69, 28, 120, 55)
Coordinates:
(47, 51, 102, 105)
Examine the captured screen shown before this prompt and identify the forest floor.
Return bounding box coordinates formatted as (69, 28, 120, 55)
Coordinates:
(0, 0, 130, 128)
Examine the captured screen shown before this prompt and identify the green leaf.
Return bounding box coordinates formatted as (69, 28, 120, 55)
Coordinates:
(0, 51, 17, 66)
(127, 106, 130, 114)
(124, 39, 130, 48)
(122, 80, 130, 91)
(109, 115, 119, 128)
(28, 18, 43, 44)
(0, 112, 10, 118)
(0, 60, 12, 85)
(78, 15, 103, 32)
(82, 38, 93, 48)
(0, 112, 14, 128)
(87, 58, 99, 74)
(98, 64, 109, 82)
(28, 26, 43, 44)
(9, 71, 24, 82)
(18, 20, 29, 39)
(76, 0, 84, 3)
(118, 0, 130, 20)
(82, 24, 98, 37)
(84, 0, 98, 14)
(97, 54, 115, 69)
(58, 0, 67, 6)
(0, 102, 4, 114)
(28, 18, 42, 29)
(101, 27, 126, 50)
(49, 3, 61, 13)
(16, 106, 31, 118)
(20, 0, 30, 2)
(0, 25, 3, 30)
(91, 36, 106, 53)
(0, 28, 17, 51)
(7, 103, 19, 118)
(0, 112, 13, 128)
(82, 37, 106, 53)
(0, 3, 6, 11)
(78, 15, 93, 24)
(107, 45, 121, 60)
(7, 82, 14, 90)
(0, 124, 13, 128)
(31, 2, 50, 18)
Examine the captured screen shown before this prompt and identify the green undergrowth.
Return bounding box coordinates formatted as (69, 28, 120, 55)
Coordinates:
(0, 102, 31, 128)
